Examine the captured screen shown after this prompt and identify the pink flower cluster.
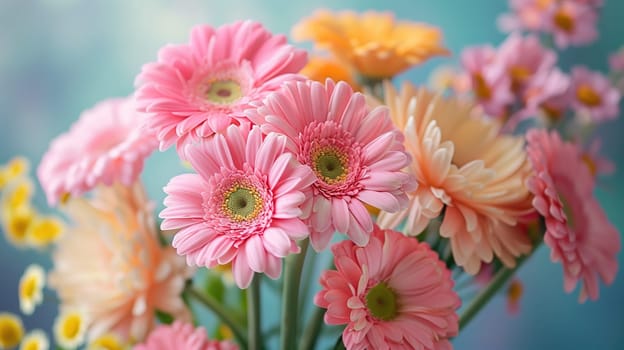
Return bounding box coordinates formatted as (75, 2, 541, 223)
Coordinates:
(151, 22, 415, 288)
(498, 0, 601, 48)
(458, 33, 621, 128)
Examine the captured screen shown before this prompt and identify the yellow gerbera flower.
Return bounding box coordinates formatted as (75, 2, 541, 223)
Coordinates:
(53, 310, 87, 349)
(19, 330, 48, 350)
(87, 333, 126, 350)
(300, 56, 361, 91)
(26, 216, 64, 247)
(293, 10, 449, 79)
(18, 264, 46, 315)
(0, 312, 24, 349)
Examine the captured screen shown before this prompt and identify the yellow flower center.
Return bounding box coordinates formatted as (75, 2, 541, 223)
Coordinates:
(473, 73, 491, 100)
(89, 334, 124, 350)
(223, 185, 262, 222)
(8, 209, 34, 241)
(62, 314, 82, 340)
(205, 80, 242, 105)
(20, 276, 37, 300)
(0, 315, 23, 348)
(312, 148, 348, 184)
(23, 339, 40, 350)
(581, 154, 598, 177)
(553, 10, 575, 33)
(29, 217, 63, 246)
(576, 84, 602, 107)
(509, 65, 531, 90)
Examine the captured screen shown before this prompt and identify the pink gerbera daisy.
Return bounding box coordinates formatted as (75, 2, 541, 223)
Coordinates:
(315, 226, 460, 350)
(545, 1, 598, 48)
(135, 321, 238, 350)
(247, 80, 414, 251)
(460, 45, 514, 118)
(496, 33, 557, 94)
(37, 97, 157, 205)
(160, 125, 315, 288)
(569, 66, 621, 122)
(135, 21, 307, 153)
(526, 129, 620, 302)
(498, 0, 552, 32)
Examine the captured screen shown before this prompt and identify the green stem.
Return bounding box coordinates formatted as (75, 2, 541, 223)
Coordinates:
(248, 275, 262, 350)
(187, 287, 248, 348)
(299, 306, 326, 350)
(280, 239, 309, 350)
(458, 248, 536, 330)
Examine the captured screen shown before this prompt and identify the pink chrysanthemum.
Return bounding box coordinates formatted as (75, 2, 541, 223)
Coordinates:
(569, 66, 621, 122)
(135, 321, 238, 350)
(315, 226, 460, 350)
(545, 1, 598, 48)
(247, 80, 414, 251)
(48, 182, 192, 342)
(377, 83, 534, 274)
(497, 33, 557, 94)
(37, 97, 157, 205)
(498, 0, 552, 32)
(460, 45, 514, 118)
(526, 130, 620, 302)
(135, 21, 307, 153)
(160, 125, 315, 288)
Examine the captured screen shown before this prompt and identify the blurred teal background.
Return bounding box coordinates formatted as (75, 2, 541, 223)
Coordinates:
(1, 0, 622, 348)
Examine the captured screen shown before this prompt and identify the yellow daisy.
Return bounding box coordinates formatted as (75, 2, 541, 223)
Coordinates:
(293, 10, 449, 79)
(0, 157, 29, 190)
(1, 178, 34, 214)
(1, 205, 36, 247)
(26, 216, 64, 248)
(53, 310, 87, 349)
(19, 330, 48, 350)
(18, 264, 46, 315)
(87, 333, 126, 350)
(0, 312, 24, 349)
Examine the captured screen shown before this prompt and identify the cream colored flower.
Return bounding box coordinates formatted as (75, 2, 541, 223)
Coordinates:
(19, 329, 49, 350)
(54, 309, 87, 349)
(48, 182, 192, 343)
(378, 82, 534, 274)
(18, 264, 46, 315)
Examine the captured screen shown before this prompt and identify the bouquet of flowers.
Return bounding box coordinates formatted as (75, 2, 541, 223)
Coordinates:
(1, 0, 621, 349)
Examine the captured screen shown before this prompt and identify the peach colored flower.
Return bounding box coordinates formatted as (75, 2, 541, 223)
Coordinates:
(292, 10, 448, 79)
(37, 97, 157, 205)
(378, 82, 534, 274)
(48, 182, 192, 343)
(315, 226, 459, 350)
(526, 130, 620, 302)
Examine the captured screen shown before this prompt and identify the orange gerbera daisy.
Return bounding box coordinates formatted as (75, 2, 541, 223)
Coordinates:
(377, 82, 534, 274)
(292, 10, 449, 79)
(299, 55, 361, 91)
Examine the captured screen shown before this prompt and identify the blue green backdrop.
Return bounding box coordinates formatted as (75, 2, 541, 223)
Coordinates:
(1, 0, 622, 348)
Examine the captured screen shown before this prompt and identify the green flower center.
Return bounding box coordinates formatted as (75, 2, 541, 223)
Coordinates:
(206, 80, 242, 105)
(365, 282, 399, 321)
(313, 148, 347, 183)
(224, 186, 261, 221)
